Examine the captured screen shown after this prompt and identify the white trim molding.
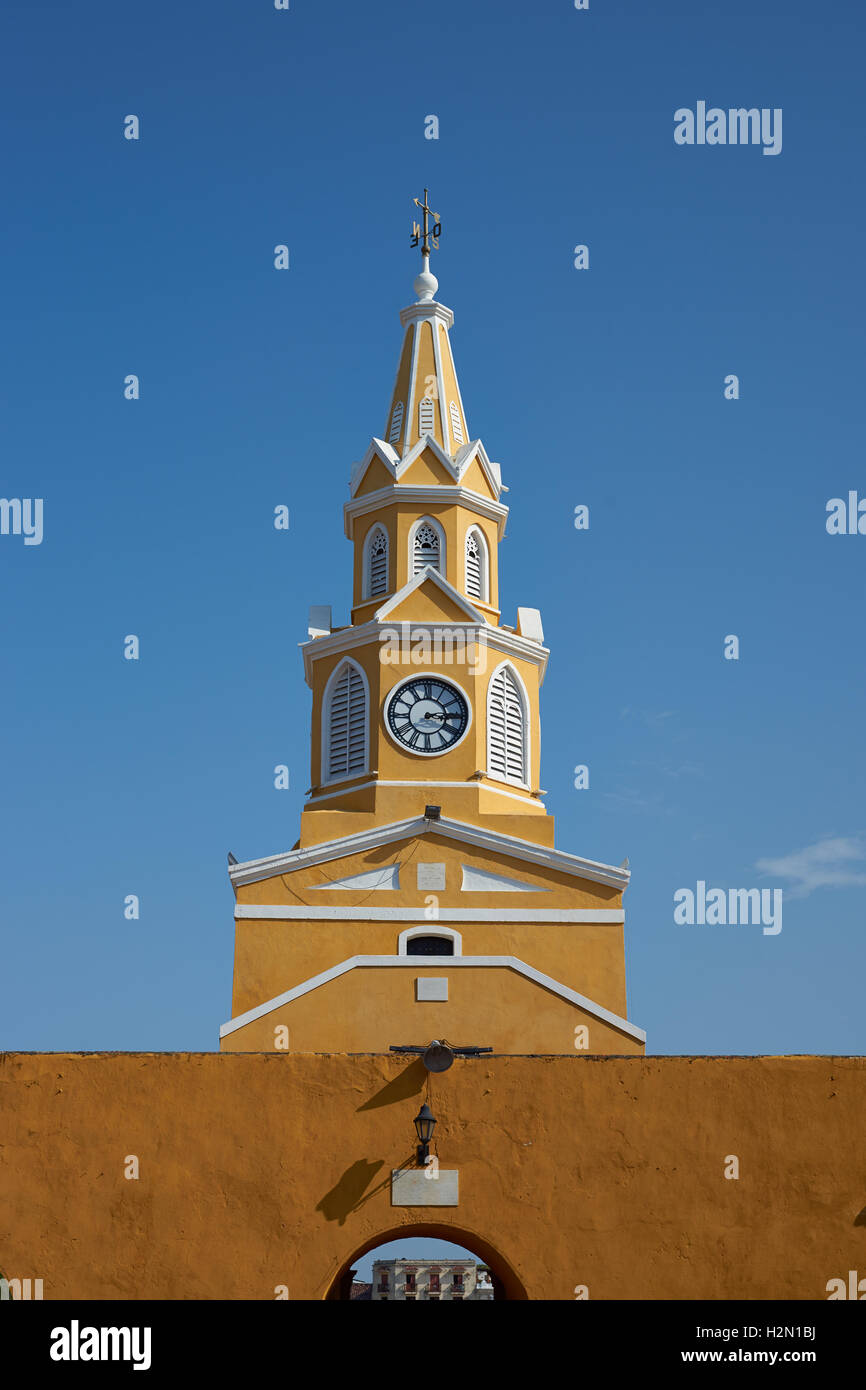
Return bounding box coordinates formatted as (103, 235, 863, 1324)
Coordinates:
(219, 954, 646, 1044)
(234, 906, 625, 922)
(347, 434, 504, 506)
(304, 779, 544, 809)
(345, 483, 508, 541)
(228, 813, 630, 890)
(300, 618, 549, 689)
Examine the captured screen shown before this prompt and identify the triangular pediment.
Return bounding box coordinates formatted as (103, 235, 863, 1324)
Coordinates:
(398, 445, 458, 488)
(228, 813, 630, 891)
(374, 566, 487, 625)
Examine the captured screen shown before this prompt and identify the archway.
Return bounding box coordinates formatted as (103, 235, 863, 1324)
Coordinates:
(324, 1222, 529, 1300)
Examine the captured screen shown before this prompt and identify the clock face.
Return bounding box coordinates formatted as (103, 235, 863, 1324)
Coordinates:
(384, 676, 471, 756)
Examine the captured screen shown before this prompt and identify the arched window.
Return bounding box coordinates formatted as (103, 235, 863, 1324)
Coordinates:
(487, 663, 528, 785)
(411, 518, 444, 576)
(399, 926, 462, 956)
(388, 400, 404, 444)
(465, 527, 489, 602)
(405, 935, 454, 956)
(449, 400, 465, 446)
(419, 397, 436, 436)
(323, 660, 368, 783)
(364, 525, 389, 599)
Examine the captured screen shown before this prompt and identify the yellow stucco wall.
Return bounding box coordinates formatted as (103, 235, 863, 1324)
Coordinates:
(2, 1052, 863, 1300)
(306, 621, 544, 804)
(222, 964, 639, 1053)
(225, 832, 631, 1046)
(349, 494, 501, 614)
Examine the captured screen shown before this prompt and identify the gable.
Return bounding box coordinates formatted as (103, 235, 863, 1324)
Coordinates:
(353, 458, 395, 496)
(399, 447, 456, 487)
(383, 578, 479, 625)
(458, 456, 499, 499)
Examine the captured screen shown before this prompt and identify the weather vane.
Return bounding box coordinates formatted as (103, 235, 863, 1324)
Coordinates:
(411, 188, 441, 256)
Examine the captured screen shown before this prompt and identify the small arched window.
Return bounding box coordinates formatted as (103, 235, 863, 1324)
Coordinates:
(388, 400, 404, 444)
(465, 527, 488, 602)
(398, 925, 462, 955)
(412, 519, 444, 576)
(324, 660, 368, 782)
(365, 525, 388, 598)
(404, 934, 454, 956)
(419, 397, 436, 436)
(449, 401, 465, 446)
(487, 663, 528, 785)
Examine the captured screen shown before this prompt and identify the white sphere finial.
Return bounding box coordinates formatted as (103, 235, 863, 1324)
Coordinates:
(414, 268, 438, 302)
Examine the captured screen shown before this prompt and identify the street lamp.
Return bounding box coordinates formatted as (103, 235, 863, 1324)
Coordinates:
(413, 1103, 437, 1165)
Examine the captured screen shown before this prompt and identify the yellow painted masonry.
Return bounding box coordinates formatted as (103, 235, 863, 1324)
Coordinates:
(306, 611, 544, 814)
(2, 1052, 864, 1300)
(227, 832, 628, 1040)
(349, 494, 501, 614)
(222, 965, 638, 1053)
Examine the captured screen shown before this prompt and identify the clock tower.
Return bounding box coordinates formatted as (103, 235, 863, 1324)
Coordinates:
(221, 199, 645, 1058)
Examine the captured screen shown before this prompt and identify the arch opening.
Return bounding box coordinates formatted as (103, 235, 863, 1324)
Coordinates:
(324, 1222, 529, 1301)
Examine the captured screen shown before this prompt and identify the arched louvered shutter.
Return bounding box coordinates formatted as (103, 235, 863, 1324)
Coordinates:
(488, 666, 527, 784)
(413, 522, 442, 575)
(327, 663, 367, 780)
(449, 401, 464, 446)
(465, 529, 486, 601)
(419, 397, 435, 436)
(388, 401, 404, 444)
(367, 527, 388, 597)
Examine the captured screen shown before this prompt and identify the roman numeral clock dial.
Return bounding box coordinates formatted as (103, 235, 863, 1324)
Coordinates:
(384, 676, 471, 756)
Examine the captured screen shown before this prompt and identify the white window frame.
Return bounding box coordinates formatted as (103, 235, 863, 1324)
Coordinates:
(363, 523, 389, 600)
(409, 515, 446, 578)
(398, 926, 463, 956)
(464, 525, 489, 603)
(486, 660, 530, 789)
(321, 658, 369, 786)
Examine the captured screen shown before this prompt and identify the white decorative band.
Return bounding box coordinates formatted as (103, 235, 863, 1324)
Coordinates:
(234, 906, 626, 923)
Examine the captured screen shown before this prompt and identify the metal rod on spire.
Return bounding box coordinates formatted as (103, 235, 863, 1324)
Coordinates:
(411, 188, 441, 275)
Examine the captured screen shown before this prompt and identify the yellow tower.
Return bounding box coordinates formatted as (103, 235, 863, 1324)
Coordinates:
(221, 197, 645, 1058)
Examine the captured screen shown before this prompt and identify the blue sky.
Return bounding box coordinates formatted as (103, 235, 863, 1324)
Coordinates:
(1, 0, 864, 1056)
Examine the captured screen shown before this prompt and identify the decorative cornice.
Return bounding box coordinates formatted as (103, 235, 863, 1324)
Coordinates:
(399, 298, 454, 330)
(304, 779, 544, 809)
(234, 906, 625, 923)
(299, 617, 549, 687)
(344, 483, 508, 540)
(228, 813, 630, 891)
